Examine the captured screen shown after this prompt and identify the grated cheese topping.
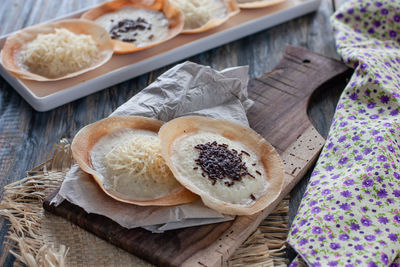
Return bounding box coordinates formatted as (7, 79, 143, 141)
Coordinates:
(170, 0, 227, 30)
(20, 28, 98, 78)
(105, 135, 174, 186)
(90, 129, 181, 200)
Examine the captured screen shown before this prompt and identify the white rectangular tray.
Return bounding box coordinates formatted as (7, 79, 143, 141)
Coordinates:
(0, 0, 320, 111)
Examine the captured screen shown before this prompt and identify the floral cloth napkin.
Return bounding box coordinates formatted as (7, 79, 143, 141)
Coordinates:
(287, 0, 400, 266)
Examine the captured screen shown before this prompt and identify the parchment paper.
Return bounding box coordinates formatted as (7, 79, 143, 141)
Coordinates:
(52, 61, 253, 233)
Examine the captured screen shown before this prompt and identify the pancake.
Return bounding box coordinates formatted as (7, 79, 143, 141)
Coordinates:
(0, 19, 113, 81)
(71, 116, 197, 206)
(169, 0, 239, 34)
(81, 0, 183, 54)
(159, 116, 284, 215)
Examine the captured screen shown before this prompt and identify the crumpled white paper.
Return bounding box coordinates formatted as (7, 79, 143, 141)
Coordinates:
(110, 61, 253, 124)
(52, 61, 253, 233)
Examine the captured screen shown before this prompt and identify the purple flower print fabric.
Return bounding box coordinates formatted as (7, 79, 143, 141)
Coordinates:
(287, 0, 400, 266)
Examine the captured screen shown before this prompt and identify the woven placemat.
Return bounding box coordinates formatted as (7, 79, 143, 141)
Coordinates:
(0, 140, 289, 266)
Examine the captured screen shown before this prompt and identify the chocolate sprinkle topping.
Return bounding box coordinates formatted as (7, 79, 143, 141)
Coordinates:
(241, 150, 250, 156)
(224, 181, 234, 187)
(109, 18, 152, 42)
(121, 38, 136, 42)
(194, 141, 255, 187)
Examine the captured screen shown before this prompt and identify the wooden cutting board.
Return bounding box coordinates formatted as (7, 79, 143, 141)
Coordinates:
(43, 46, 351, 267)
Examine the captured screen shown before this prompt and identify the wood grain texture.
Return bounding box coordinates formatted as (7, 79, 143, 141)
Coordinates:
(43, 46, 351, 267)
(0, 0, 341, 266)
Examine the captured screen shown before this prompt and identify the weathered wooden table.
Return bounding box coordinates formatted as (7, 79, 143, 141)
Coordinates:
(0, 0, 346, 265)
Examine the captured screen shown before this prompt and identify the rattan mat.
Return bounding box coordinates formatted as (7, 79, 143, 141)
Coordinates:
(0, 140, 289, 266)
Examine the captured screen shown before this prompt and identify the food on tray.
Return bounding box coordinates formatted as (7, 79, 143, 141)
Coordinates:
(21, 29, 98, 79)
(71, 116, 197, 206)
(159, 116, 284, 215)
(236, 0, 286, 9)
(169, 0, 239, 33)
(95, 8, 169, 47)
(0, 19, 113, 81)
(81, 0, 183, 54)
(92, 130, 183, 200)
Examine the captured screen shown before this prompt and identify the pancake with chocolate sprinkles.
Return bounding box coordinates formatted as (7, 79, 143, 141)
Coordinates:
(81, 0, 184, 54)
(159, 116, 284, 215)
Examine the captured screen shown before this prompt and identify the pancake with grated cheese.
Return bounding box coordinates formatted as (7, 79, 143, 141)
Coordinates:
(71, 116, 197, 206)
(159, 116, 284, 215)
(170, 0, 239, 33)
(0, 19, 113, 81)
